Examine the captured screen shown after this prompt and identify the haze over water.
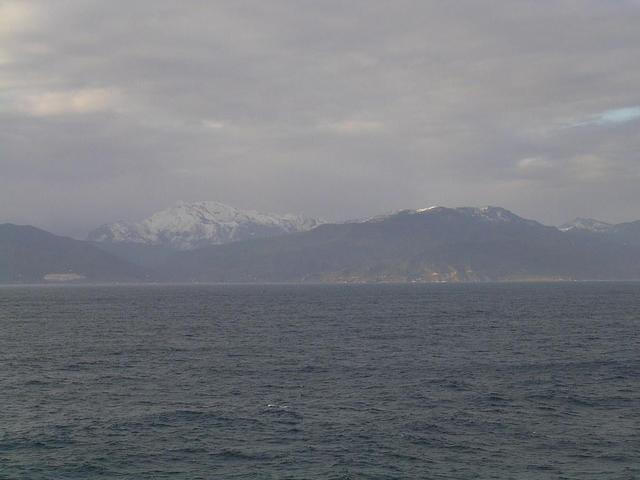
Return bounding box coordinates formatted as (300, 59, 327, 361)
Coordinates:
(1, 283, 638, 479)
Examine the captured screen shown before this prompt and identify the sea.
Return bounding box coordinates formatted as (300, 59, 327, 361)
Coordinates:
(1, 283, 638, 479)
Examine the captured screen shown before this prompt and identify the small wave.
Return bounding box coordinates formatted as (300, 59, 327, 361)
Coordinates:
(261, 404, 303, 423)
(211, 448, 282, 461)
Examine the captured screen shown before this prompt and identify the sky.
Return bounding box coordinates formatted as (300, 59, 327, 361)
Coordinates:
(1, 0, 640, 238)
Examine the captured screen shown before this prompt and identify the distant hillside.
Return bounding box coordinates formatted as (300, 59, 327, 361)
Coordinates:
(561, 217, 640, 247)
(90, 241, 176, 270)
(159, 206, 640, 283)
(0, 224, 147, 283)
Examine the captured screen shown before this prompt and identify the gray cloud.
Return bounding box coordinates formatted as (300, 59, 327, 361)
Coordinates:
(1, 0, 640, 237)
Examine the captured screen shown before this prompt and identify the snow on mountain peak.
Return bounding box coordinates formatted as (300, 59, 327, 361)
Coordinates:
(413, 205, 535, 225)
(559, 217, 613, 233)
(415, 206, 443, 213)
(460, 206, 524, 222)
(88, 201, 323, 250)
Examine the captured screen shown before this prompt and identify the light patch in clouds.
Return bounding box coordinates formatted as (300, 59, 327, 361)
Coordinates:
(517, 157, 553, 171)
(0, 1, 38, 36)
(322, 119, 385, 134)
(573, 106, 640, 128)
(568, 154, 610, 181)
(516, 155, 614, 183)
(20, 88, 122, 117)
(0, 49, 10, 65)
(202, 120, 225, 130)
(515, 157, 556, 180)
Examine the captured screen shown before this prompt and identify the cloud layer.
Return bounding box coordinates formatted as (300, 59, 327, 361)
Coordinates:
(1, 0, 640, 236)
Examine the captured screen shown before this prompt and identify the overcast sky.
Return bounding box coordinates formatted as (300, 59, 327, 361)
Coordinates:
(2, 0, 640, 237)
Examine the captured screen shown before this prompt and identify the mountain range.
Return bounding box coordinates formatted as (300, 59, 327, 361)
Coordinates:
(559, 217, 640, 247)
(2, 202, 640, 283)
(159, 206, 640, 282)
(88, 201, 322, 250)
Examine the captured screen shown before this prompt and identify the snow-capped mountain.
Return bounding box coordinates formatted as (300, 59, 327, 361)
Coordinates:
(368, 205, 541, 227)
(448, 206, 542, 226)
(88, 201, 323, 250)
(559, 217, 613, 233)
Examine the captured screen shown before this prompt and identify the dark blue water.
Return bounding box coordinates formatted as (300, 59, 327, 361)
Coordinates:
(1, 283, 639, 479)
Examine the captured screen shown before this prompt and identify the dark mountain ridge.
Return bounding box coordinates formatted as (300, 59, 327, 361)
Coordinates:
(0, 223, 147, 283)
(159, 207, 640, 283)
